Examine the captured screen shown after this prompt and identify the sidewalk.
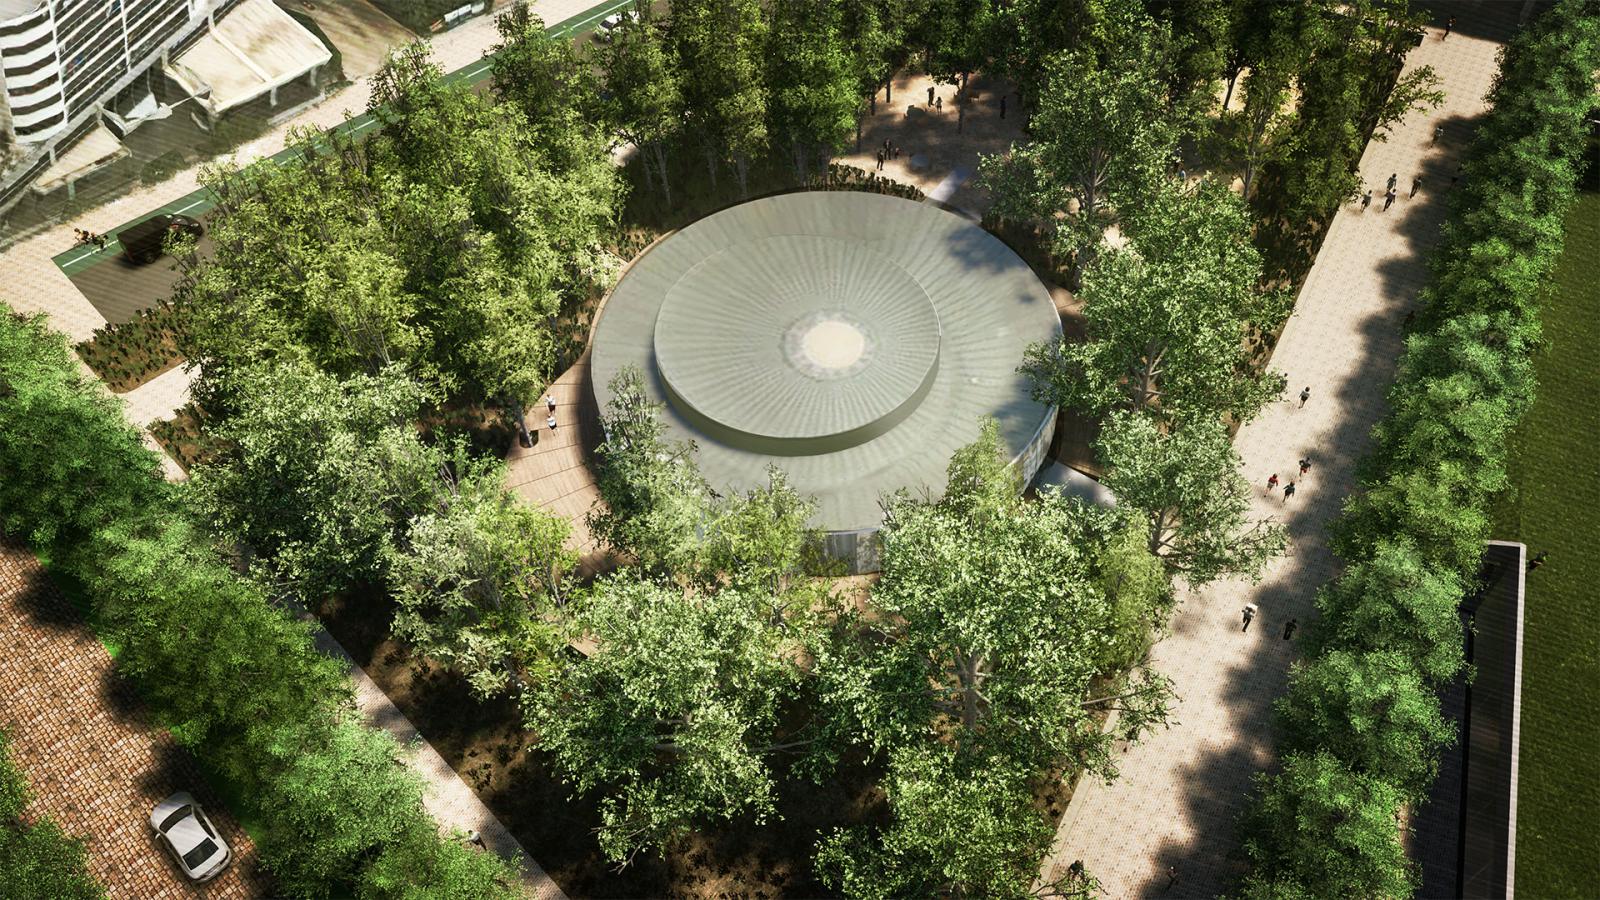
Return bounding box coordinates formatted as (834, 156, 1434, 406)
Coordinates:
(0, 536, 264, 898)
(1038, 13, 1513, 897)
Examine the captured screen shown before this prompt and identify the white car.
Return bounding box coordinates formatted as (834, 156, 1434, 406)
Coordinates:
(149, 792, 231, 882)
(596, 10, 635, 40)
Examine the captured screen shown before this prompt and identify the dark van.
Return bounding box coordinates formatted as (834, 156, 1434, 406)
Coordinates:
(120, 213, 204, 265)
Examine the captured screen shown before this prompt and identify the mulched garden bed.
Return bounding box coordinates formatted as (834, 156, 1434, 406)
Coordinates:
(75, 303, 185, 393)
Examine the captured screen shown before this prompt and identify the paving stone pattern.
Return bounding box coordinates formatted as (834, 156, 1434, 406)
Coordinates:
(0, 535, 264, 898)
(1037, 14, 1514, 897)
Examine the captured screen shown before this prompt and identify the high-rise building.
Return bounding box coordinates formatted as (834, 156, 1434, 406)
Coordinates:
(0, 0, 222, 213)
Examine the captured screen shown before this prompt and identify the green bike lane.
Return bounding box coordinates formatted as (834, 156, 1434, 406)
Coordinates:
(52, 0, 635, 281)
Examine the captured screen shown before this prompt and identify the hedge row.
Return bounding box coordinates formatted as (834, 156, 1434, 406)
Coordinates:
(0, 308, 521, 899)
(0, 730, 103, 900)
(1237, 2, 1600, 896)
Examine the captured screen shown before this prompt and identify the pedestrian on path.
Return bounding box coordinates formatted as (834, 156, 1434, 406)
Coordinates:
(892, 142, 900, 160)
(876, 148, 885, 171)
(1000, 94, 1006, 119)
(1283, 619, 1298, 640)
(466, 829, 485, 849)
(1443, 15, 1455, 39)
(1299, 386, 1311, 407)
(95, 233, 107, 250)
(1283, 481, 1297, 502)
(547, 413, 558, 431)
(1267, 473, 1279, 491)
(1361, 189, 1372, 211)
(1384, 187, 1397, 210)
(1387, 172, 1398, 192)
(935, 95, 943, 112)
(1433, 124, 1444, 145)
(1299, 457, 1311, 476)
(1527, 551, 1548, 572)
(1411, 175, 1423, 198)
(1167, 866, 1178, 889)
(927, 85, 935, 106)
(545, 393, 556, 413)
(1242, 604, 1257, 632)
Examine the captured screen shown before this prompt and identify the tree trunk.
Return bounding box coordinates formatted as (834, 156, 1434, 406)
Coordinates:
(1222, 68, 1240, 112)
(856, 117, 862, 152)
(885, 77, 892, 104)
(704, 147, 718, 191)
(639, 144, 655, 193)
(736, 154, 749, 197)
(869, 92, 876, 116)
(792, 139, 805, 182)
(654, 144, 673, 208)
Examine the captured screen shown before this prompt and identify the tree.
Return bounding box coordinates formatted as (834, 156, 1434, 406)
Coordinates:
(587, 367, 712, 577)
(1222, 63, 1293, 201)
(1238, 752, 1416, 899)
(818, 422, 1173, 769)
(186, 360, 442, 593)
(387, 460, 576, 699)
(978, 15, 1177, 288)
(1277, 650, 1454, 799)
(920, 0, 992, 134)
(1146, 0, 1233, 125)
(1095, 410, 1285, 585)
(489, 2, 606, 174)
(597, 1, 683, 205)
(816, 743, 1096, 900)
(669, 0, 768, 194)
(523, 576, 804, 864)
(1021, 179, 1289, 424)
(766, 0, 859, 177)
(1310, 539, 1465, 686)
(841, 0, 894, 140)
(702, 465, 831, 626)
(0, 310, 166, 548)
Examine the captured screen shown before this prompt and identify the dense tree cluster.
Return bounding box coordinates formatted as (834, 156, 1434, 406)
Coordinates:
(0, 311, 523, 897)
(1237, 2, 1600, 894)
(0, 730, 102, 900)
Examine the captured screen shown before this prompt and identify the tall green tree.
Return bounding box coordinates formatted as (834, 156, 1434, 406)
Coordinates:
(979, 13, 1177, 288)
(186, 360, 442, 593)
(1222, 63, 1293, 201)
(766, 0, 859, 177)
(1022, 179, 1289, 424)
(597, 1, 683, 205)
(489, 2, 606, 174)
(1095, 410, 1285, 585)
(524, 576, 805, 864)
(670, 0, 768, 194)
(387, 460, 576, 699)
(587, 367, 712, 577)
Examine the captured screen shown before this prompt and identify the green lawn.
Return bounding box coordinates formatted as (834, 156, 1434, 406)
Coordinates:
(1493, 184, 1600, 897)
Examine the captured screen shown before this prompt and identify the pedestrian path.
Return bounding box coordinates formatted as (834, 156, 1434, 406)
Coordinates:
(1038, 13, 1512, 896)
(0, 536, 264, 898)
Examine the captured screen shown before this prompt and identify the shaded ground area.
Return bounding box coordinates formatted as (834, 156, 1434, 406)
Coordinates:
(0, 535, 264, 899)
(1491, 183, 1600, 897)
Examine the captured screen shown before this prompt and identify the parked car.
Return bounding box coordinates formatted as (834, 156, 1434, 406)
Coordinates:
(119, 213, 203, 265)
(596, 10, 636, 39)
(149, 792, 231, 882)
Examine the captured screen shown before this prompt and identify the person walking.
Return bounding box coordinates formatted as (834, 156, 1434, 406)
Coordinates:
(935, 95, 943, 112)
(1242, 604, 1258, 632)
(1283, 481, 1297, 502)
(1267, 473, 1280, 491)
(545, 393, 556, 414)
(1387, 172, 1398, 192)
(1411, 175, 1423, 198)
(1298, 458, 1311, 476)
(876, 147, 885, 171)
(547, 413, 558, 431)
(1383, 187, 1397, 210)
(1299, 386, 1311, 407)
(1282, 619, 1298, 640)
(1432, 124, 1444, 145)
(1361, 190, 1373, 211)
(927, 85, 935, 106)
(1443, 15, 1455, 39)
(999, 94, 1006, 119)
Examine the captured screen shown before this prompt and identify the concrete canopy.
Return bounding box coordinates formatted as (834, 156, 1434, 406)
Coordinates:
(590, 192, 1060, 570)
(163, 0, 330, 116)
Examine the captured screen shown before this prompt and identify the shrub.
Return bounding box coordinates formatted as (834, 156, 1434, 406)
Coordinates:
(0, 730, 104, 900)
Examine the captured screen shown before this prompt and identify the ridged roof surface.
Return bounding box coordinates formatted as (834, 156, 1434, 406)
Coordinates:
(590, 191, 1059, 533)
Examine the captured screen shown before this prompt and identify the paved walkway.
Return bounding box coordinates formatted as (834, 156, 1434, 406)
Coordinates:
(0, 536, 264, 898)
(1038, 13, 1512, 897)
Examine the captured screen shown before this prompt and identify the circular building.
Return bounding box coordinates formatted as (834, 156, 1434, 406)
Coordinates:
(590, 191, 1059, 572)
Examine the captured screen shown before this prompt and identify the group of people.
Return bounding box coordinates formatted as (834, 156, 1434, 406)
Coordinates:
(1358, 171, 1425, 213)
(1265, 456, 1312, 504)
(1240, 603, 1297, 640)
(73, 228, 108, 250)
(874, 138, 901, 171)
